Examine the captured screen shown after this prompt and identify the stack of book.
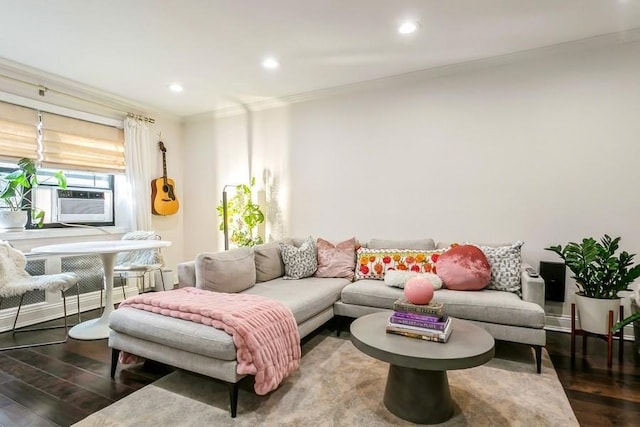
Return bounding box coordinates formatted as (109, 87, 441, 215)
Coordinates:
(386, 297, 452, 343)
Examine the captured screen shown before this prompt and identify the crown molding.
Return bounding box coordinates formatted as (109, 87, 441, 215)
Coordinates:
(184, 26, 640, 122)
(0, 57, 179, 121)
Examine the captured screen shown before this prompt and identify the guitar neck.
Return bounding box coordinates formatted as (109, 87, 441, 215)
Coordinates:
(162, 151, 168, 185)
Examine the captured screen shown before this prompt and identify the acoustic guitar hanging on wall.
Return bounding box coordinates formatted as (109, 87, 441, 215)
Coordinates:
(151, 140, 179, 215)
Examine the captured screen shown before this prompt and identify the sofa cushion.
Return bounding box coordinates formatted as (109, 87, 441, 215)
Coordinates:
(195, 247, 256, 293)
(478, 241, 524, 295)
(254, 239, 291, 282)
(436, 241, 511, 249)
(280, 236, 317, 279)
(436, 245, 491, 291)
(368, 238, 436, 250)
(109, 308, 237, 361)
(340, 280, 544, 328)
(355, 248, 443, 280)
(242, 277, 350, 324)
(314, 237, 356, 280)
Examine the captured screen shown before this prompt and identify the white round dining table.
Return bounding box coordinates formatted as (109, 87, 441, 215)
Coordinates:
(31, 239, 172, 340)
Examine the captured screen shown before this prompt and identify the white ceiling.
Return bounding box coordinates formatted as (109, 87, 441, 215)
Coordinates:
(1, 0, 640, 118)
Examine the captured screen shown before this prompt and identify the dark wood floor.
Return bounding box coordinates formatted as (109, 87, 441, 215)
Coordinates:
(0, 312, 639, 426)
(546, 330, 640, 426)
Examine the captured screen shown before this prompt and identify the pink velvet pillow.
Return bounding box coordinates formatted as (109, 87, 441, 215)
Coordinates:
(314, 237, 356, 280)
(435, 245, 491, 291)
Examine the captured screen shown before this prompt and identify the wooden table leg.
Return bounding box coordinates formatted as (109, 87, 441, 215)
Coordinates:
(607, 310, 614, 368)
(618, 306, 624, 363)
(571, 303, 576, 362)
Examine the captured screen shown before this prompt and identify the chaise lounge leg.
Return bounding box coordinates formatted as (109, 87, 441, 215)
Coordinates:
(534, 345, 542, 374)
(228, 382, 239, 418)
(110, 348, 119, 379)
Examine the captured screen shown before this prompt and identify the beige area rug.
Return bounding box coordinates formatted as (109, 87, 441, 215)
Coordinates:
(74, 335, 578, 427)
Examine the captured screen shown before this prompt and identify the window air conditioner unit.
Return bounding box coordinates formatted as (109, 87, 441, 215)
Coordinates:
(54, 188, 113, 223)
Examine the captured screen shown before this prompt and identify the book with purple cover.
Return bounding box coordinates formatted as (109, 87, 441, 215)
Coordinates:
(386, 319, 453, 343)
(389, 313, 449, 330)
(392, 311, 444, 323)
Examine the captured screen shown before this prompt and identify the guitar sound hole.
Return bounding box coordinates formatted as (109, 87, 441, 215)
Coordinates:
(163, 185, 169, 193)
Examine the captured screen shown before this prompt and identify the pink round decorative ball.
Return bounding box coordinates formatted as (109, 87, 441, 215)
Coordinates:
(404, 277, 435, 305)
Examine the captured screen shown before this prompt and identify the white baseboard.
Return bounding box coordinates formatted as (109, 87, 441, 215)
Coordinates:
(544, 313, 636, 341)
(0, 286, 138, 333)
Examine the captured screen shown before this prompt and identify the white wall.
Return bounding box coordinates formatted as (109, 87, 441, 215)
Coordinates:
(182, 105, 293, 256)
(186, 38, 640, 325)
(285, 40, 640, 321)
(182, 115, 218, 259)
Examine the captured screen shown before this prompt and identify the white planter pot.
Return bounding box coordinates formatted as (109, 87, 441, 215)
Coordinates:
(575, 293, 621, 335)
(0, 210, 28, 230)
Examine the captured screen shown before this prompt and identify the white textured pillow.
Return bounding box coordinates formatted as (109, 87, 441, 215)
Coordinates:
(115, 231, 163, 266)
(478, 241, 524, 295)
(279, 236, 317, 279)
(384, 270, 442, 290)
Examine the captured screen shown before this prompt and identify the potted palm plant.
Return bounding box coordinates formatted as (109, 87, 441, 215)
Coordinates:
(0, 158, 67, 229)
(545, 235, 640, 335)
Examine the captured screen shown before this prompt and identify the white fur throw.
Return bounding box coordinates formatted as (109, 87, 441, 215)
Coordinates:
(0, 241, 78, 298)
(384, 270, 443, 290)
(115, 231, 163, 267)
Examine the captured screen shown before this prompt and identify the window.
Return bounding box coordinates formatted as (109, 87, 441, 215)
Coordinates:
(0, 162, 115, 228)
(0, 100, 123, 229)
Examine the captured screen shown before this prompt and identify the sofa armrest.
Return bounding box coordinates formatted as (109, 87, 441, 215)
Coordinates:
(177, 260, 196, 288)
(521, 263, 545, 308)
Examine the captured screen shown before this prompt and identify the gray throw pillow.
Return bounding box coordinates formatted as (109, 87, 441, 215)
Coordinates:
(279, 237, 317, 279)
(368, 238, 436, 250)
(195, 247, 256, 293)
(254, 238, 292, 282)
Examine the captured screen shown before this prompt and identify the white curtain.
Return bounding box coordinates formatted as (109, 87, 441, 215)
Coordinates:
(123, 117, 153, 231)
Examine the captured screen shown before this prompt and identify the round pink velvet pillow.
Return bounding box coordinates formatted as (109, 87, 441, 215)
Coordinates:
(435, 245, 491, 291)
(404, 277, 435, 304)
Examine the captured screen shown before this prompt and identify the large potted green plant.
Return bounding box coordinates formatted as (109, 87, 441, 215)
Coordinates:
(0, 158, 67, 229)
(545, 235, 640, 335)
(216, 177, 265, 248)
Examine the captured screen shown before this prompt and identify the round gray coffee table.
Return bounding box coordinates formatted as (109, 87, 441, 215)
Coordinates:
(350, 311, 495, 424)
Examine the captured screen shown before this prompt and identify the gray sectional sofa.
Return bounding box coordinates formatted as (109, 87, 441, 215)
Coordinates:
(107, 237, 546, 418)
(108, 240, 351, 417)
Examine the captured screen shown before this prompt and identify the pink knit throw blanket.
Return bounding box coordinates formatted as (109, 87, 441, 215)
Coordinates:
(118, 287, 301, 395)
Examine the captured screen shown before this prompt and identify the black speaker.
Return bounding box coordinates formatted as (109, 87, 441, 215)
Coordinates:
(539, 261, 566, 302)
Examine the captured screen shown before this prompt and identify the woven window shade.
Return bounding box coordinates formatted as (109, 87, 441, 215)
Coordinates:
(0, 101, 38, 162)
(40, 112, 125, 173)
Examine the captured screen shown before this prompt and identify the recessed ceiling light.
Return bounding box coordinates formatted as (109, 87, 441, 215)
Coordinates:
(262, 57, 280, 70)
(168, 83, 184, 93)
(398, 21, 420, 35)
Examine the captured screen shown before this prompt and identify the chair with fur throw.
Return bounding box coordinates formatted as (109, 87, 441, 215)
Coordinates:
(112, 231, 165, 295)
(0, 240, 80, 350)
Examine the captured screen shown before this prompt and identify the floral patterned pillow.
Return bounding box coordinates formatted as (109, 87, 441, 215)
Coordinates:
(355, 248, 445, 280)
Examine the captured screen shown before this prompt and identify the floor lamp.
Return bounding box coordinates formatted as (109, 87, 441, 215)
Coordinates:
(222, 184, 237, 251)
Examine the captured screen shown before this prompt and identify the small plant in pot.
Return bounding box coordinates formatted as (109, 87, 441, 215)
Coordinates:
(545, 235, 640, 334)
(0, 158, 67, 229)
